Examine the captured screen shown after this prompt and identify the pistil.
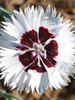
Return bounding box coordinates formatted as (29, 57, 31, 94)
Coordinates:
(33, 43, 47, 67)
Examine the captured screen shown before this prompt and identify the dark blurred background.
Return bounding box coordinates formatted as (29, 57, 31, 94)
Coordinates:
(0, 0, 75, 100)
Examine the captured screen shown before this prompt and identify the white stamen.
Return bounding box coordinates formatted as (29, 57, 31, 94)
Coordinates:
(33, 43, 47, 64)
(44, 38, 53, 46)
(20, 48, 35, 55)
(32, 52, 36, 56)
(39, 44, 44, 50)
(39, 44, 47, 59)
(37, 55, 41, 67)
(39, 56, 48, 71)
(44, 50, 47, 59)
(24, 57, 37, 70)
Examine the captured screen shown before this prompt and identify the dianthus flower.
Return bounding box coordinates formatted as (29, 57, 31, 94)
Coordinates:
(0, 5, 75, 94)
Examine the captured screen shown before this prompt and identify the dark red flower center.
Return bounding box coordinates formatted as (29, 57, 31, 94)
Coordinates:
(16, 27, 58, 73)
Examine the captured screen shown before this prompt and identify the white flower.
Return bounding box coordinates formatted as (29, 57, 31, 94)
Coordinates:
(0, 5, 75, 94)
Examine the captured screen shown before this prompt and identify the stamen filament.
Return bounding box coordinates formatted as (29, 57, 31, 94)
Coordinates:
(44, 38, 53, 47)
(20, 48, 35, 55)
(44, 50, 47, 59)
(37, 55, 41, 67)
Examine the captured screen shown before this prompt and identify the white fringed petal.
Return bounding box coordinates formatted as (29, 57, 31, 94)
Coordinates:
(28, 70, 49, 94)
(0, 5, 75, 95)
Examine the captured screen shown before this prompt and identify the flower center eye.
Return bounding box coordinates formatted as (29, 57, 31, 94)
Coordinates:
(33, 43, 47, 67)
(33, 43, 46, 57)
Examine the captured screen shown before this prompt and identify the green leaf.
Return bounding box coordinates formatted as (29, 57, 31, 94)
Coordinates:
(0, 6, 14, 19)
(0, 89, 22, 100)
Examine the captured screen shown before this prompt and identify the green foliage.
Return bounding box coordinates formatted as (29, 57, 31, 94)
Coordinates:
(0, 89, 22, 100)
(0, 6, 14, 19)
